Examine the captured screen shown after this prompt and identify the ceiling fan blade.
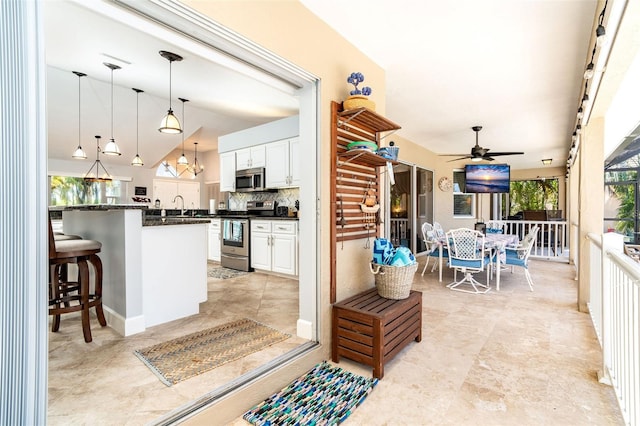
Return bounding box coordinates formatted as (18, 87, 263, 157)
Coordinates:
(439, 153, 471, 157)
(447, 156, 471, 162)
(484, 156, 495, 161)
(485, 151, 524, 156)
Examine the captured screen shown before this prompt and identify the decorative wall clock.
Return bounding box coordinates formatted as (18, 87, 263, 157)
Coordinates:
(438, 176, 452, 192)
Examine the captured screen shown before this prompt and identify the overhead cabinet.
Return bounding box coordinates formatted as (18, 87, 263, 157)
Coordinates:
(265, 137, 300, 188)
(251, 219, 298, 276)
(219, 151, 236, 192)
(236, 145, 265, 170)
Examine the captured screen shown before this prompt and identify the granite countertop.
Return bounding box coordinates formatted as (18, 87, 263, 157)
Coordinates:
(62, 204, 149, 210)
(143, 216, 213, 227)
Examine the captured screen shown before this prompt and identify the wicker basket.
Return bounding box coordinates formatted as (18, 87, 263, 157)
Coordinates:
(369, 262, 418, 299)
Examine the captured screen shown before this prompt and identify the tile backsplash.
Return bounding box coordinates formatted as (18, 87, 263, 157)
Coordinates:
(228, 188, 300, 211)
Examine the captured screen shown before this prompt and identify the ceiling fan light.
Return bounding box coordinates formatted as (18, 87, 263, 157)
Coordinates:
(471, 157, 483, 162)
(72, 145, 87, 160)
(159, 110, 182, 134)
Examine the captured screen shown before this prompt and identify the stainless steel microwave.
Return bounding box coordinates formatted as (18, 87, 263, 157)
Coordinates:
(235, 167, 266, 192)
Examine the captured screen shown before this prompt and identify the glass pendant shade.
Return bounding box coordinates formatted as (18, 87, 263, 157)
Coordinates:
(131, 154, 144, 167)
(131, 88, 144, 166)
(177, 97, 189, 165)
(158, 51, 184, 133)
(103, 138, 121, 156)
(72, 146, 87, 159)
(159, 110, 182, 134)
(104, 63, 122, 156)
(177, 153, 189, 165)
(72, 71, 87, 159)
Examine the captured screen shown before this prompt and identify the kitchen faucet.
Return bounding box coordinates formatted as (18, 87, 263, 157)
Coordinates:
(173, 195, 186, 216)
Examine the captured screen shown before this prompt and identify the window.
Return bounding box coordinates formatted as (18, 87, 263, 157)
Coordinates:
(453, 170, 475, 218)
(509, 178, 559, 215)
(49, 175, 128, 206)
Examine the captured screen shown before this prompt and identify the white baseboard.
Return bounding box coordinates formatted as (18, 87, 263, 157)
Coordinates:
(103, 306, 145, 336)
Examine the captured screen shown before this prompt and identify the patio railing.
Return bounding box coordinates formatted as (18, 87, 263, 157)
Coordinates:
(504, 220, 568, 262)
(587, 232, 640, 426)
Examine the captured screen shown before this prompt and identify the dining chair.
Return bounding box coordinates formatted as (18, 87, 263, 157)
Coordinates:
(503, 225, 539, 291)
(445, 228, 492, 294)
(420, 222, 439, 276)
(485, 220, 505, 234)
(431, 221, 448, 274)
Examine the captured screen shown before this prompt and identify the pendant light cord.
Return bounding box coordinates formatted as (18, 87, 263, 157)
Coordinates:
(111, 67, 114, 139)
(136, 90, 139, 152)
(78, 74, 81, 146)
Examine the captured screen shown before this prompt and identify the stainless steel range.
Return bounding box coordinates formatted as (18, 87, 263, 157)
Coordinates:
(220, 200, 277, 271)
(221, 216, 251, 271)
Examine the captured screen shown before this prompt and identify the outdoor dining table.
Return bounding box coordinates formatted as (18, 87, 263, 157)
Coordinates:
(436, 233, 520, 289)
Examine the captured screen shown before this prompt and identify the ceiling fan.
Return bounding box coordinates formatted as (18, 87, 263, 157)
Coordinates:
(440, 126, 524, 162)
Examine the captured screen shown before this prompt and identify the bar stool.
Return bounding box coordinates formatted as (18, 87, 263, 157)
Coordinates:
(48, 219, 107, 342)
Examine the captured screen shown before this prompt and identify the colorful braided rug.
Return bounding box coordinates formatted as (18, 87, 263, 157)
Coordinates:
(134, 318, 289, 386)
(243, 361, 378, 425)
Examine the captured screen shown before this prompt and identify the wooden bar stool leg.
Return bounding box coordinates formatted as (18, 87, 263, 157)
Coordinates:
(78, 258, 92, 343)
(51, 264, 62, 332)
(89, 254, 106, 327)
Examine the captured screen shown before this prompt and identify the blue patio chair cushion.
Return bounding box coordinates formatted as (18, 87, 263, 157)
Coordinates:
(505, 250, 527, 267)
(486, 228, 503, 234)
(449, 256, 490, 269)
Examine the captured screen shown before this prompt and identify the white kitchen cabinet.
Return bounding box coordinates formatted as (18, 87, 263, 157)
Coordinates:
(236, 145, 265, 170)
(208, 219, 221, 261)
(251, 220, 297, 276)
(153, 180, 200, 210)
(220, 151, 236, 192)
(265, 137, 299, 188)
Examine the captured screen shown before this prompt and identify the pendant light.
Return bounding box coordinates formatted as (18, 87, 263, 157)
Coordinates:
(84, 136, 112, 181)
(131, 88, 144, 166)
(71, 71, 87, 159)
(177, 97, 189, 165)
(158, 50, 184, 134)
(191, 142, 204, 177)
(103, 63, 122, 156)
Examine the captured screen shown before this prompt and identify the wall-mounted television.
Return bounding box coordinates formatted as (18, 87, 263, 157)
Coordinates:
(464, 163, 510, 193)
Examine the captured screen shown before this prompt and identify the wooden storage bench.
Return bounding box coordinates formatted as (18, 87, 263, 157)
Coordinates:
(332, 288, 422, 379)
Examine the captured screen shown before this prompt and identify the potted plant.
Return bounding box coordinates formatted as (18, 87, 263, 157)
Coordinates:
(343, 72, 375, 111)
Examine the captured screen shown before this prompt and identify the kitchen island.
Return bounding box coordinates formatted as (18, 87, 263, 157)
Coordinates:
(62, 205, 210, 336)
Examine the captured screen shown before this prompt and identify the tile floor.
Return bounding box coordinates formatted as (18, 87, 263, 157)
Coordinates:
(48, 259, 624, 425)
(47, 267, 306, 425)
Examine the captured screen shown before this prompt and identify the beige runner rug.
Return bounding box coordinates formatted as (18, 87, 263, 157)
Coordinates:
(134, 318, 290, 386)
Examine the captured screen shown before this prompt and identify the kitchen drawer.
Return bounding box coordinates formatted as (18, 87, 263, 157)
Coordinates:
(209, 219, 221, 230)
(271, 221, 296, 235)
(251, 220, 272, 233)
